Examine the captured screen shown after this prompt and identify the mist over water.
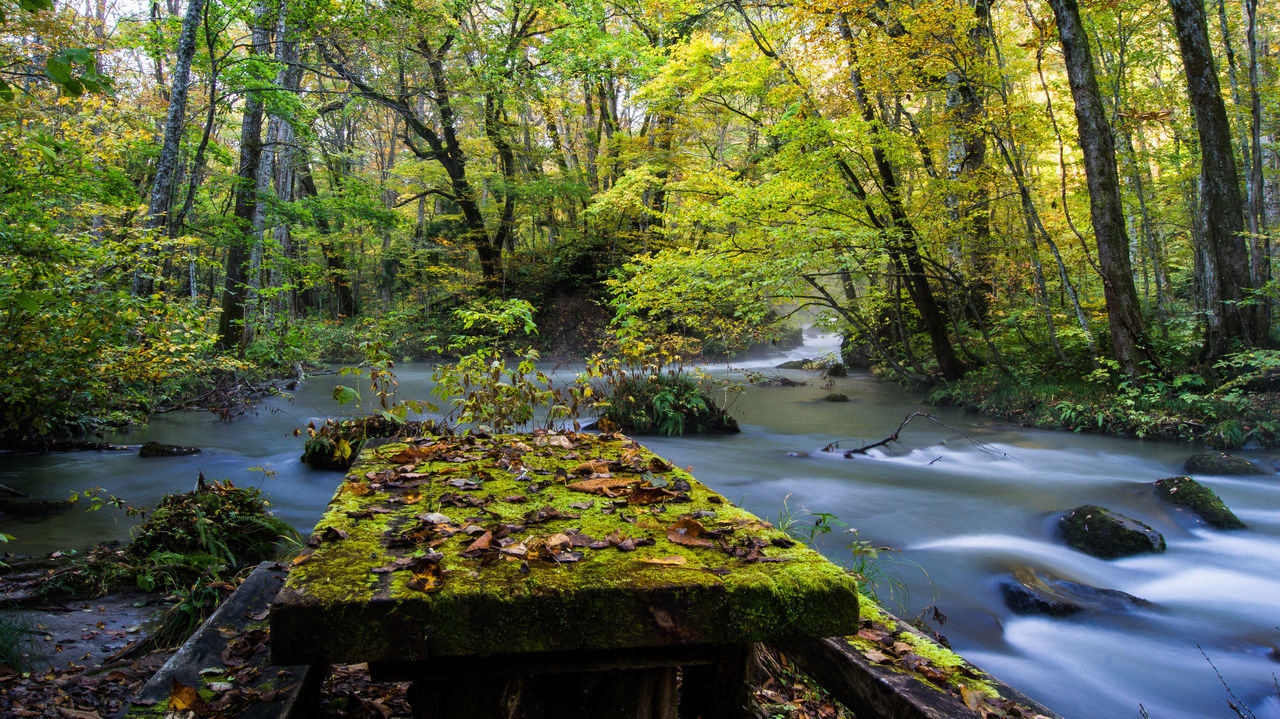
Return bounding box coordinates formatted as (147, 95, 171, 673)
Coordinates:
(3, 331, 1279, 718)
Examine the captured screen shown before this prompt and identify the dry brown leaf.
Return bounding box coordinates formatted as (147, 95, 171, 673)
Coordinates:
(667, 518, 713, 548)
(628, 486, 676, 505)
(566, 476, 636, 495)
(344, 483, 373, 497)
(639, 555, 687, 566)
(959, 686, 985, 711)
(572, 460, 611, 475)
(546, 533, 572, 551)
(862, 650, 893, 664)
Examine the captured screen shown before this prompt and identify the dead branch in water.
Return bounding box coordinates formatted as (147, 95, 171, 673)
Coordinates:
(822, 411, 1009, 458)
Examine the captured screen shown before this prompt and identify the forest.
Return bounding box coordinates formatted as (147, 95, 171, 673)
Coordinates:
(1, 0, 1277, 446)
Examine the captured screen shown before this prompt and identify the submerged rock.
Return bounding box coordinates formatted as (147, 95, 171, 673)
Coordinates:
(1153, 476, 1246, 529)
(821, 393, 850, 402)
(1058, 505, 1166, 559)
(1183, 451, 1268, 476)
(776, 359, 813, 370)
(1000, 568, 1149, 616)
(0, 498, 74, 516)
(138, 442, 201, 458)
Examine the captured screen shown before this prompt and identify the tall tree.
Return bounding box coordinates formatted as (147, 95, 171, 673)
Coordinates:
(136, 0, 206, 296)
(1167, 0, 1258, 357)
(216, 1, 271, 350)
(1046, 0, 1155, 378)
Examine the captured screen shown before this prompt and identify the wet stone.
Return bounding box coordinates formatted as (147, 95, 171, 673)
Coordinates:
(1058, 504, 1166, 559)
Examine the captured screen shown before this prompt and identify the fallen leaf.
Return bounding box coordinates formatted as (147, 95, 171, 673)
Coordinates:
(169, 679, 200, 711)
(463, 532, 493, 555)
(552, 551, 584, 563)
(546, 533, 572, 551)
(649, 457, 673, 473)
(959, 686, 985, 711)
(406, 556, 445, 593)
(566, 476, 635, 495)
(639, 555, 687, 566)
(628, 486, 676, 505)
(572, 460, 611, 475)
(863, 650, 893, 664)
(666, 518, 713, 548)
(320, 526, 348, 541)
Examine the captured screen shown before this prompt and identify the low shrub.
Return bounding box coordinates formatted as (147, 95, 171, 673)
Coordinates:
(601, 371, 740, 436)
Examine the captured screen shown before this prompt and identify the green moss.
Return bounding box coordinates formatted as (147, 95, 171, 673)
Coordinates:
(272, 432, 859, 664)
(853, 595, 1001, 698)
(1153, 476, 1247, 529)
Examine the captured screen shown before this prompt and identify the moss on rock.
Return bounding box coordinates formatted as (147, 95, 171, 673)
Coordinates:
(1183, 452, 1268, 476)
(1058, 505, 1166, 559)
(1153, 476, 1246, 529)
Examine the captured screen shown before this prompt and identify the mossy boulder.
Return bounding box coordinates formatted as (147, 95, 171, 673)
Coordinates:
(1000, 568, 1149, 617)
(776, 359, 812, 370)
(1184, 452, 1268, 476)
(1153, 476, 1246, 529)
(825, 363, 847, 377)
(1058, 505, 1166, 559)
(821, 393, 850, 402)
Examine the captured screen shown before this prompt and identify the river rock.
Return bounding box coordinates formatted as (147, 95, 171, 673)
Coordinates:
(825, 363, 847, 377)
(1183, 451, 1268, 476)
(821, 393, 850, 402)
(138, 442, 201, 458)
(1153, 476, 1246, 529)
(1000, 568, 1149, 617)
(1058, 505, 1166, 559)
(776, 359, 812, 370)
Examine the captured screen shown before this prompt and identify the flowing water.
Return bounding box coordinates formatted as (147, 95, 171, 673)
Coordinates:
(3, 331, 1279, 718)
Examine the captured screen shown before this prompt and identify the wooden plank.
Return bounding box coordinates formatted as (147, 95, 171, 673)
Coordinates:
(126, 562, 323, 719)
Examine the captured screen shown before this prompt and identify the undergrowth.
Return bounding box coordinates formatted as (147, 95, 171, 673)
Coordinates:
(600, 370, 740, 436)
(37, 480, 297, 648)
(928, 354, 1280, 449)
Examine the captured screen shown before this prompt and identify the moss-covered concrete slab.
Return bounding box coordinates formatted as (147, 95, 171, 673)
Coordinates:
(271, 431, 859, 665)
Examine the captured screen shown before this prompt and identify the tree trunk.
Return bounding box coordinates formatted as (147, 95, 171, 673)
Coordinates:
(838, 17, 967, 380)
(1167, 0, 1257, 357)
(1243, 0, 1270, 339)
(1047, 0, 1155, 378)
(215, 6, 270, 351)
(136, 0, 206, 296)
(298, 163, 355, 318)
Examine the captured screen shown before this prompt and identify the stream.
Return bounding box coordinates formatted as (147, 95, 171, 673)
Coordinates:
(2, 331, 1279, 719)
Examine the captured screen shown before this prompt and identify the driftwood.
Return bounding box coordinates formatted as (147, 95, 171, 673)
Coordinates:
(0, 483, 26, 498)
(822, 411, 1008, 458)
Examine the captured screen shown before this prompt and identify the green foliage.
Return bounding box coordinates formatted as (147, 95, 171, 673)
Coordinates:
(598, 370, 739, 436)
(429, 299, 597, 432)
(774, 497, 923, 614)
(930, 359, 1280, 448)
(0, 610, 30, 670)
(40, 481, 296, 605)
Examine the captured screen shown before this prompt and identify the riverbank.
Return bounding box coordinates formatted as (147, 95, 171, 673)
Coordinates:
(925, 366, 1280, 449)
